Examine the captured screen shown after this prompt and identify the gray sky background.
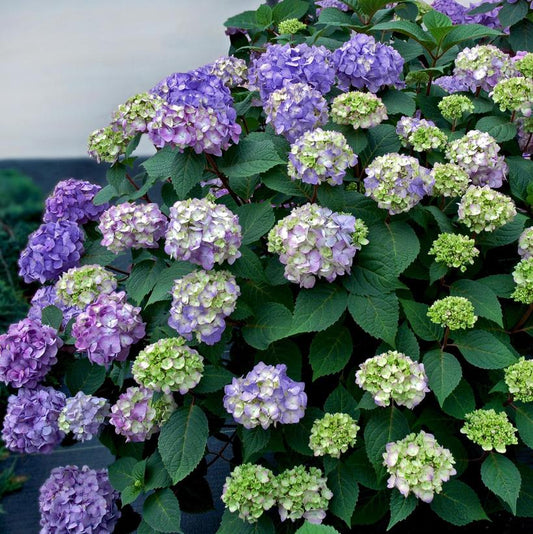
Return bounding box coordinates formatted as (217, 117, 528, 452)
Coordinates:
(2, 0, 261, 158)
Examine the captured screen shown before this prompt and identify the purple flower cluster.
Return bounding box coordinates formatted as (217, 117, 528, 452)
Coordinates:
(43, 179, 109, 225)
(2, 386, 66, 454)
(332, 32, 404, 93)
(98, 202, 167, 254)
(28, 285, 80, 327)
(18, 221, 84, 284)
(58, 392, 110, 442)
(223, 362, 307, 429)
(264, 82, 329, 143)
(165, 198, 242, 269)
(0, 318, 62, 389)
(432, 0, 501, 28)
(249, 43, 335, 99)
(39, 465, 120, 534)
(72, 291, 146, 366)
(316, 0, 349, 13)
(433, 75, 471, 94)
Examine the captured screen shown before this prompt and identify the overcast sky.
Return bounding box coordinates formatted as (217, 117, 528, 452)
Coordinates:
(1, 0, 261, 159)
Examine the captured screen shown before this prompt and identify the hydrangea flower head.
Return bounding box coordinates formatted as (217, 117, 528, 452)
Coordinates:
(518, 227, 533, 259)
(39, 465, 120, 534)
(427, 296, 477, 330)
(438, 94, 474, 121)
(223, 362, 307, 429)
(430, 162, 470, 198)
(316, 0, 349, 13)
(87, 125, 131, 164)
(169, 270, 240, 345)
(309, 412, 359, 458)
(505, 357, 533, 403)
(287, 128, 357, 186)
(132, 337, 204, 395)
(28, 285, 80, 328)
(331, 91, 388, 129)
(2, 386, 66, 454)
(429, 233, 479, 272)
(491, 77, 533, 117)
(18, 221, 84, 284)
(58, 392, 110, 442)
(165, 198, 242, 269)
(461, 409, 518, 453)
(44, 179, 109, 224)
(383, 431, 456, 503)
(355, 350, 429, 408)
(396, 117, 447, 152)
(221, 464, 277, 523)
(278, 19, 306, 34)
(0, 318, 62, 389)
(432, 0, 468, 24)
(267, 203, 367, 288)
(209, 56, 248, 88)
(515, 52, 533, 78)
(72, 291, 146, 366)
(98, 202, 167, 254)
(111, 92, 165, 136)
(434, 75, 472, 94)
(512, 257, 533, 304)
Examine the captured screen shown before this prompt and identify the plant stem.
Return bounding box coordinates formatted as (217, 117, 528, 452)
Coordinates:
(511, 303, 533, 333)
(441, 326, 450, 350)
(205, 154, 243, 206)
(125, 174, 152, 203)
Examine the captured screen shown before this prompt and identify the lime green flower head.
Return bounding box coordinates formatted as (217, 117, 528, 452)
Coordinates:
(490, 77, 533, 117)
(505, 357, 533, 403)
(430, 162, 470, 198)
(438, 94, 474, 121)
(515, 52, 533, 78)
(429, 233, 479, 272)
(461, 409, 518, 453)
(331, 91, 388, 129)
(512, 257, 533, 304)
(278, 18, 307, 34)
(309, 412, 359, 458)
(427, 296, 477, 330)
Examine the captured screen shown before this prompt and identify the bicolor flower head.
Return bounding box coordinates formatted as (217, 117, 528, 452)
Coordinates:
(429, 233, 479, 272)
(331, 91, 388, 129)
(309, 412, 359, 458)
(512, 257, 533, 304)
(430, 162, 470, 198)
(396, 116, 448, 152)
(461, 409, 518, 453)
(58, 392, 110, 442)
(87, 125, 131, 164)
(518, 227, 533, 259)
(515, 52, 533, 78)
(427, 296, 477, 330)
(209, 56, 248, 88)
(111, 92, 165, 136)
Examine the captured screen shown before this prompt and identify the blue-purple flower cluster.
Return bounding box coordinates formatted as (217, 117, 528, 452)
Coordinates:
(28, 285, 80, 327)
(58, 392, 110, 442)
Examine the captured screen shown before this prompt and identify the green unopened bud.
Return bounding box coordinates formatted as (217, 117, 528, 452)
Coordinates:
(405, 71, 430, 85)
(438, 95, 474, 121)
(461, 409, 518, 453)
(429, 233, 479, 272)
(278, 18, 307, 34)
(505, 357, 533, 403)
(309, 413, 359, 458)
(352, 219, 369, 249)
(427, 296, 477, 330)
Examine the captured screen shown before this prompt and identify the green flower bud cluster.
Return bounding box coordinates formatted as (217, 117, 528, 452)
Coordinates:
(355, 351, 429, 409)
(383, 431, 456, 503)
(405, 71, 430, 85)
(87, 125, 131, 164)
(331, 91, 388, 129)
(132, 337, 204, 395)
(505, 357, 533, 403)
(221, 464, 277, 523)
(55, 265, 117, 309)
(430, 162, 470, 198)
(458, 185, 516, 233)
(112, 92, 165, 136)
(278, 18, 307, 34)
(352, 219, 370, 249)
(308, 412, 359, 458)
(438, 94, 474, 121)
(518, 227, 533, 259)
(460, 409, 518, 453)
(427, 296, 477, 330)
(490, 77, 533, 117)
(408, 125, 448, 152)
(516, 52, 533, 78)
(429, 233, 479, 272)
(512, 257, 533, 304)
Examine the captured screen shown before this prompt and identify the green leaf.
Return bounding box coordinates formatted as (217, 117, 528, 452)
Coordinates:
(217, 510, 275, 534)
(317, 7, 355, 26)
(441, 378, 476, 419)
(158, 405, 209, 484)
(381, 90, 416, 116)
(324, 385, 358, 415)
(387, 492, 417, 530)
(145, 451, 172, 491)
(194, 365, 235, 394)
(509, 20, 533, 53)
(93, 184, 116, 206)
(256, 4, 273, 28)
(431, 480, 489, 526)
(80, 239, 116, 267)
(450, 279, 503, 327)
(517, 466, 533, 517)
(108, 457, 138, 492)
(284, 407, 323, 456)
(262, 167, 313, 198)
(121, 484, 142, 506)
(146, 262, 196, 306)
(272, 0, 309, 23)
(507, 156, 533, 203)
(295, 523, 341, 534)
(309, 325, 352, 379)
(65, 359, 106, 395)
(441, 24, 502, 51)
(348, 292, 399, 346)
(364, 407, 409, 465)
(224, 11, 263, 31)
(477, 213, 527, 248)
(423, 10, 452, 31)
(290, 284, 348, 335)
(476, 116, 517, 143)
(499, 0, 529, 28)
(481, 453, 521, 514)
(41, 305, 63, 330)
(242, 302, 293, 350)
(360, 124, 402, 166)
(143, 488, 183, 533)
(515, 403, 533, 448)
(257, 339, 302, 380)
(423, 350, 462, 405)
(235, 202, 275, 245)
(371, 20, 435, 46)
(400, 299, 444, 342)
(395, 323, 420, 360)
(477, 274, 516, 299)
(328, 461, 359, 526)
(242, 427, 271, 461)
(126, 260, 166, 305)
(137, 521, 159, 534)
(229, 174, 260, 201)
(229, 247, 267, 283)
(453, 330, 518, 369)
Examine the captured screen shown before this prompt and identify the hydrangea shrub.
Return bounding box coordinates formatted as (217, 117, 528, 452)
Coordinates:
(3, 1, 533, 532)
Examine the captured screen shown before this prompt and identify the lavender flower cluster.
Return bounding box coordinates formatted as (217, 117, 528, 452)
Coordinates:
(58, 392, 110, 442)
(28, 285, 80, 327)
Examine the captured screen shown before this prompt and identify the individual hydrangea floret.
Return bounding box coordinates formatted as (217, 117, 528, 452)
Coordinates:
(331, 91, 388, 129)
(287, 128, 357, 186)
(87, 125, 131, 164)
(2, 386, 66, 454)
(332, 32, 404, 93)
(221, 464, 277, 523)
(169, 270, 240, 345)
(276, 466, 333, 524)
(43, 179, 109, 224)
(164, 198, 241, 269)
(267, 203, 367, 288)
(438, 94, 474, 121)
(98, 202, 168, 254)
(278, 18, 307, 34)
(355, 351, 429, 409)
(224, 362, 307, 429)
(363, 153, 433, 215)
(383, 431, 456, 503)
(28, 285, 80, 328)
(461, 409, 518, 453)
(209, 56, 248, 88)
(457, 185, 516, 233)
(518, 227, 533, 259)
(55, 265, 117, 309)
(427, 296, 477, 330)
(132, 337, 204, 395)
(58, 392, 110, 442)
(39, 465, 120, 534)
(396, 117, 447, 152)
(429, 233, 479, 272)
(18, 221, 84, 284)
(309, 412, 359, 458)
(111, 92, 165, 136)
(505, 357, 533, 403)
(430, 162, 470, 198)
(264, 82, 329, 143)
(72, 291, 146, 366)
(109, 386, 176, 442)
(446, 130, 507, 188)
(515, 52, 533, 78)
(0, 318, 62, 389)
(491, 77, 533, 117)
(511, 257, 533, 304)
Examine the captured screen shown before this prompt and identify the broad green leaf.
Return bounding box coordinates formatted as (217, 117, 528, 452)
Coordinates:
(242, 427, 271, 462)
(517, 466, 533, 517)
(309, 325, 352, 379)
(371, 20, 435, 45)
(431, 480, 488, 526)
(143, 489, 183, 533)
(228, 246, 267, 283)
(423, 350, 462, 405)
(348, 292, 399, 346)
(217, 510, 275, 534)
(242, 302, 293, 350)
(476, 116, 517, 143)
(381, 90, 416, 116)
(328, 462, 359, 526)
(499, 0, 529, 27)
(284, 407, 323, 456)
(400, 299, 444, 342)
(509, 20, 533, 53)
(80, 239, 116, 267)
(477, 274, 516, 299)
(441, 24, 502, 51)
(256, 4, 273, 28)
(235, 203, 275, 245)
(507, 156, 533, 203)
(126, 259, 166, 305)
(395, 322, 420, 360)
(450, 279, 503, 327)
(441, 378, 476, 419)
(262, 167, 313, 198)
(296, 523, 341, 534)
(391, 39, 425, 61)
(108, 457, 138, 492)
(477, 213, 527, 248)
(272, 0, 309, 23)
(423, 10, 452, 31)
(137, 521, 159, 534)
(93, 184, 116, 206)
(121, 484, 142, 506)
(194, 365, 235, 394)
(515, 403, 533, 448)
(224, 11, 263, 31)
(317, 7, 355, 26)
(65, 359, 106, 395)
(229, 174, 259, 201)
(158, 405, 209, 484)
(387, 492, 417, 530)
(360, 124, 402, 166)
(453, 330, 517, 369)
(257, 339, 302, 380)
(324, 385, 358, 415)
(146, 262, 196, 306)
(41, 305, 63, 330)
(481, 453, 521, 514)
(145, 451, 172, 491)
(344, 449, 385, 490)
